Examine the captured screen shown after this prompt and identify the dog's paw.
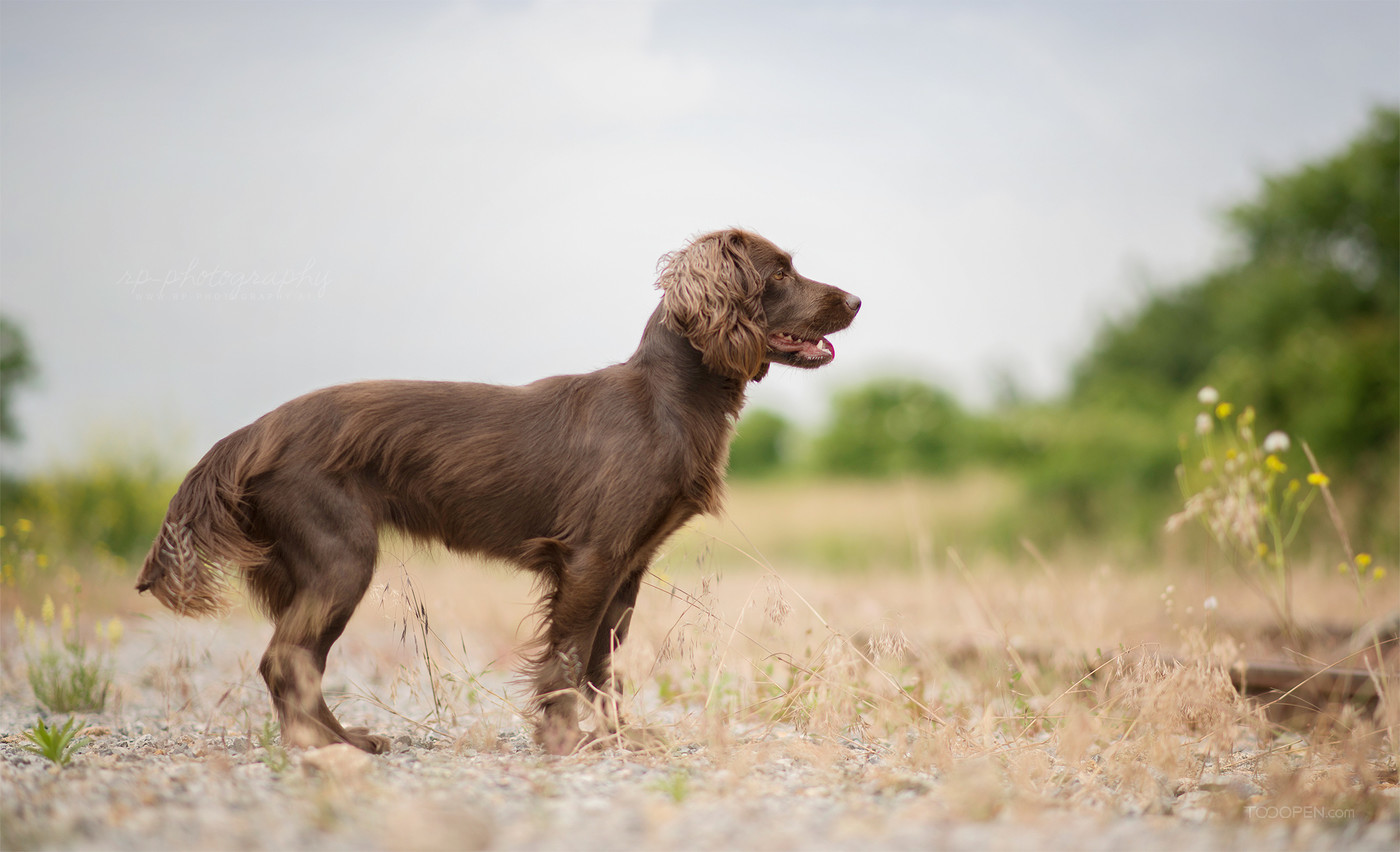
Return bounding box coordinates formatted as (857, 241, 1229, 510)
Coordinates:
(535, 719, 586, 756)
(281, 722, 338, 751)
(582, 724, 669, 753)
(619, 724, 669, 752)
(343, 726, 391, 755)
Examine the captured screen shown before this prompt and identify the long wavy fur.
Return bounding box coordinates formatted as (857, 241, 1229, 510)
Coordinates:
(655, 230, 769, 381)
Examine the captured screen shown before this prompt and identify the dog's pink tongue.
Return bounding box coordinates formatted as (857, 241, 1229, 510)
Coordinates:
(801, 337, 834, 361)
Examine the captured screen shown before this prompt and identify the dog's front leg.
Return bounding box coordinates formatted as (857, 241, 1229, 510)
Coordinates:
(583, 570, 642, 729)
(576, 568, 668, 751)
(531, 557, 625, 755)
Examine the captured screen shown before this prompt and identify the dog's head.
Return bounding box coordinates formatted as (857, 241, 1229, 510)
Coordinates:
(656, 229, 860, 382)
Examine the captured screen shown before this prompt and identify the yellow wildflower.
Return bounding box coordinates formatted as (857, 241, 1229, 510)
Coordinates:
(1337, 562, 1350, 575)
(1374, 567, 1387, 581)
(60, 604, 73, 634)
(36, 554, 49, 570)
(13, 606, 26, 634)
(16, 519, 33, 535)
(1265, 455, 1287, 473)
(1215, 403, 1232, 419)
(1307, 472, 1330, 488)
(1356, 553, 1372, 568)
(1256, 543, 1269, 559)
(107, 617, 123, 645)
(0, 524, 6, 539)
(1287, 479, 1301, 494)
(40, 594, 54, 626)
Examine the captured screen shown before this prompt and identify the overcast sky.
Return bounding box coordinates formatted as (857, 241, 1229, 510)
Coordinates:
(2, 0, 1397, 472)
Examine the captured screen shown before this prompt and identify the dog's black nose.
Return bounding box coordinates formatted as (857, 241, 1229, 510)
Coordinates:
(845, 293, 861, 314)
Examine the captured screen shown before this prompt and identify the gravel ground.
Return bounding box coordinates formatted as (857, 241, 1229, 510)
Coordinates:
(3, 615, 1398, 851)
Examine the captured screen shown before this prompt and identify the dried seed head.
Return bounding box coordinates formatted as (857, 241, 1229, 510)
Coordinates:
(764, 575, 791, 626)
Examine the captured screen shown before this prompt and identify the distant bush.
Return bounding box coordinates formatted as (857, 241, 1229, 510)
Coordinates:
(985, 404, 1182, 546)
(1, 444, 178, 566)
(728, 409, 793, 478)
(810, 378, 975, 477)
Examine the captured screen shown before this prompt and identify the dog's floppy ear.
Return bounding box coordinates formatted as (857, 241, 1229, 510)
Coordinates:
(655, 230, 768, 381)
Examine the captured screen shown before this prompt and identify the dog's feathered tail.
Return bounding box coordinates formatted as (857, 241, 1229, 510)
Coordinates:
(136, 424, 272, 617)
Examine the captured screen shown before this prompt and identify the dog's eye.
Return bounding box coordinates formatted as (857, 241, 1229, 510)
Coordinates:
(772, 271, 787, 281)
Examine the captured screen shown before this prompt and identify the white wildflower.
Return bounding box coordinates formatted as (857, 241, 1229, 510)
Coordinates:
(1197, 386, 1220, 405)
(1262, 431, 1290, 454)
(1203, 596, 1218, 612)
(1194, 413, 1213, 436)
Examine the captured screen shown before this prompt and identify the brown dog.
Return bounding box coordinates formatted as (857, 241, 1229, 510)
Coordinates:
(137, 229, 859, 754)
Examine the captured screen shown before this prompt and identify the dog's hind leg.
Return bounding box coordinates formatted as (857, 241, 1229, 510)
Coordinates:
(253, 477, 388, 754)
(258, 567, 388, 754)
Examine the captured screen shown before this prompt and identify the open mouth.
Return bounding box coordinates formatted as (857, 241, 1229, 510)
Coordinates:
(768, 331, 835, 367)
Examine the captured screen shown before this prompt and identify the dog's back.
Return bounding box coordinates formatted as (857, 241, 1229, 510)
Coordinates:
(137, 367, 722, 616)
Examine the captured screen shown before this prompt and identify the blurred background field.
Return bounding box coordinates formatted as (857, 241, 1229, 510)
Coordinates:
(2, 106, 1397, 609)
(5, 111, 1396, 567)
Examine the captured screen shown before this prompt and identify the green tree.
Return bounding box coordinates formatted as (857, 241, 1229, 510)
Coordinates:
(1073, 108, 1397, 453)
(0, 314, 37, 444)
(1064, 106, 1398, 544)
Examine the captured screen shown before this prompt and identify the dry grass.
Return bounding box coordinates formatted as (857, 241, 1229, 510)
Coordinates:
(9, 476, 1397, 839)
(333, 476, 1398, 825)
